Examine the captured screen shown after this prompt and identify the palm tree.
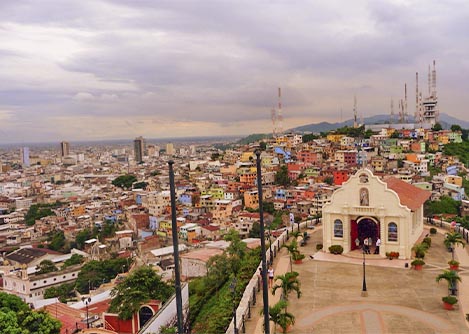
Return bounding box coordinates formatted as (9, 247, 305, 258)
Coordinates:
(412, 243, 428, 259)
(283, 239, 301, 272)
(272, 271, 301, 307)
(436, 270, 462, 296)
(444, 232, 465, 261)
(277, 308, 295, 334)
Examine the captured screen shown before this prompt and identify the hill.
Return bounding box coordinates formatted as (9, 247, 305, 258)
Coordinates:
(290, 113, 469, 133)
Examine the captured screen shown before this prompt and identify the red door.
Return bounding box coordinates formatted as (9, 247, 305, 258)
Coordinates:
(350, 220, 358, 250)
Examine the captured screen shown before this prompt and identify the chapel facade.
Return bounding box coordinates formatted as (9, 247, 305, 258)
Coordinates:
(322, 168, 431, 259)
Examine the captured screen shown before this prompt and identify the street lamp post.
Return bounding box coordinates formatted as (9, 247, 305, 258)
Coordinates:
(361, 250, 368, 297)
(82, 296, 91, 328)
(230, 277, 239, 334)
(316, 194, 320, 225)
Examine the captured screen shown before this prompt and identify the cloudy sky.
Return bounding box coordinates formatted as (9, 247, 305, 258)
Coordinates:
(0, 0, 468, 143)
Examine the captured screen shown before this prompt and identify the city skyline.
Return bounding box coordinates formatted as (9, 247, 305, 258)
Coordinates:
(1, 0, 469, 143)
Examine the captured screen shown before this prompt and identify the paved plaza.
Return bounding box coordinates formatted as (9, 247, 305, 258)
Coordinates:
(245, 226, 469, 334)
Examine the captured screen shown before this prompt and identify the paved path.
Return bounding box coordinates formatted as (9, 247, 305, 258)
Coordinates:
(242, 225, 469, 334)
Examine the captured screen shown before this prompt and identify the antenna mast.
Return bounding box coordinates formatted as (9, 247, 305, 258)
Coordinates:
(277, 87, 283, 135)
(353, 95, 358, 128)
(390, 98, 394, 124)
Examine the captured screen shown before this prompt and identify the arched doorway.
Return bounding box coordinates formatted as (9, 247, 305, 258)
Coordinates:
(138, 306, 154, 329)
(351, 217, 380, 251)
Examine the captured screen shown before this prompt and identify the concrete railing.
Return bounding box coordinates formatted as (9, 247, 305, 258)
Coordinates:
(225, 220, 318, 334)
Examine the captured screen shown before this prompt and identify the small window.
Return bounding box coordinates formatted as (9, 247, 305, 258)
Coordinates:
(388, 222, 398, 242)
(334, 219, 343, 238)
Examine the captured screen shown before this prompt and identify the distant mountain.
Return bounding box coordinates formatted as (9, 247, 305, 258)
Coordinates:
(290, 113, 469, 133)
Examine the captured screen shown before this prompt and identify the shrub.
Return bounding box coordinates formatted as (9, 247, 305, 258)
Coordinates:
(292, 251, 305, 261)
(411, 259, 425, 266)
(448, 259, 459, 266)
(442, 295, 458, 305)
(328, 245, 344, 255)
(316, 243, 323, 251)
(430, 227, 437, 235)
(422, 237, 432, 247)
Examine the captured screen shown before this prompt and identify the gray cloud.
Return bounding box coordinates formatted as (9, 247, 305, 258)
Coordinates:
(0, 0, 468, 143)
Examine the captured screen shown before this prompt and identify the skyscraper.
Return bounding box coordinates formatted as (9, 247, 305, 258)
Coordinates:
(166, 142, 174, 156)
(134, 136, 145, 163)
(21, 147, 30, 167)
(60, 141, 70, 157)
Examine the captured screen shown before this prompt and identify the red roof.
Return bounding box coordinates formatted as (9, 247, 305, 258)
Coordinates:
(385, 177, 431, 211)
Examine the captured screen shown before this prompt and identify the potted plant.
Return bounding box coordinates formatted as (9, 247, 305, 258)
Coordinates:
(411, 258, 425, 271)
(444, 232, 465, 261)
(430, 227, 437, 235)
(436, 270, 462, 309)
(328, 245, 344, 255)
(448, 259, 460, 270)
(385, 251, 399, 260)
(277, 308, 295, 333)
(291, 251, 305, 264)
(412, 243, 428, 259)
(442, 295, 458, 310)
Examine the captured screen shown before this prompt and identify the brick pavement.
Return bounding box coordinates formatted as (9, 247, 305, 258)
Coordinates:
(242, 226, 469, 334)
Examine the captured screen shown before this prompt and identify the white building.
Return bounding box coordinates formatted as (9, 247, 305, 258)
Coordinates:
(322, 169, 431, 259)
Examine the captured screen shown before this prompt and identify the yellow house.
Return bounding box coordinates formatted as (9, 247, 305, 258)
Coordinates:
(244, 190, 259, 209)
(240, 151, 255, 162)
(327, 134, 345, 143)
(71, 205, 86, 217)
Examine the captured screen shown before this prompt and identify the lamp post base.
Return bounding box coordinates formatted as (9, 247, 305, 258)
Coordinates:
(361, 291, 368, 297)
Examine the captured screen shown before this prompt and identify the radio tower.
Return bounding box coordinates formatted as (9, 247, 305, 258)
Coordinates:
(277, 87, 283, 135)
(390, 98, 395, 124)
(271, 107, 277, 138)
(353, 95, 358, 128)
(404, 83, 408, 123)
(432, 60, 439, 122)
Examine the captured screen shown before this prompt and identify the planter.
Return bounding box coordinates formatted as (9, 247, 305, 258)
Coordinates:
(413, 264, 423, 271)
(443, 302, 454, 310)
(294, 259, 303, 264)
(449, 264, 459, 270)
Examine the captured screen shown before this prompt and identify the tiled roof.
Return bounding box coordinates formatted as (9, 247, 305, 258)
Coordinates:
(385, 177, 431, 211)
(5, 248, 48, 264)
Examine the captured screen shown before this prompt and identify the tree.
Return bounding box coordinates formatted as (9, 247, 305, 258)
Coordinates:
(133, 181, 148, 189)
(62, 254, 84, 269)
(112, 174, 137, 189)
(436, 270, 461, 296)
(259, 141, 267, 150)
(75, 229, 94, 250)
(262, 300, 287, 334)
(109, 266, 174, 320)
(444, 232, 465, 261)
(76, 258, 130, 294)
(224, 229, 248, 274)
(36, 260, 58, 275)
(432, 122, 443, 131)
(0, 292, 61, 334)
(249, 222, 261, 238)
(48, 230, 66, 252)
(451, 124, 462, 132)
(272, 271, 301, 303)
(275, 165, 291, 187)
(412, 243, 428, 259)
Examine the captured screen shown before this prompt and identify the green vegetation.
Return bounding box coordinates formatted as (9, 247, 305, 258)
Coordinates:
(272, 271, 301, 302)
(432, 122, 443, 131)
(190, 231, 261, 333)
(444, 232, 465, 261)
(133, 181, 148, 189)
(112, 174, 137, 189)
(36, 260, 58, 275)
(237, 133, 271, 145)
(424, 196, 461, 216)
(44, 283, 75, 302)
(24, 202, 61, 226)
(412, 243, 428, 259)
(302, 133, 319, 143)
(263, 300, 295, 334)
(328, 245, 344, 254)
(436, 270, 461, 297)
(76, 258, 131, 294)
(275, 165, 290, 187)
(109, 266, 174, 320)
(443, 142, 469, 167)
(73, 221, 117, 250)
(0, 292, 61, 334)
(62, 254, 84, 269)
(47, 230, 66, 252)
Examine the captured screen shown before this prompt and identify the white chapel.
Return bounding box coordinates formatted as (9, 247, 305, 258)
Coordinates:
(322, 168, 431, 259)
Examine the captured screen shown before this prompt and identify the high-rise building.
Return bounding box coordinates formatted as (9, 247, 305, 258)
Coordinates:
(166, 142, 174, 156)
(134, 136, 145, 163)
(21, 147, 30, 167)
(60, 141, 70, 157)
